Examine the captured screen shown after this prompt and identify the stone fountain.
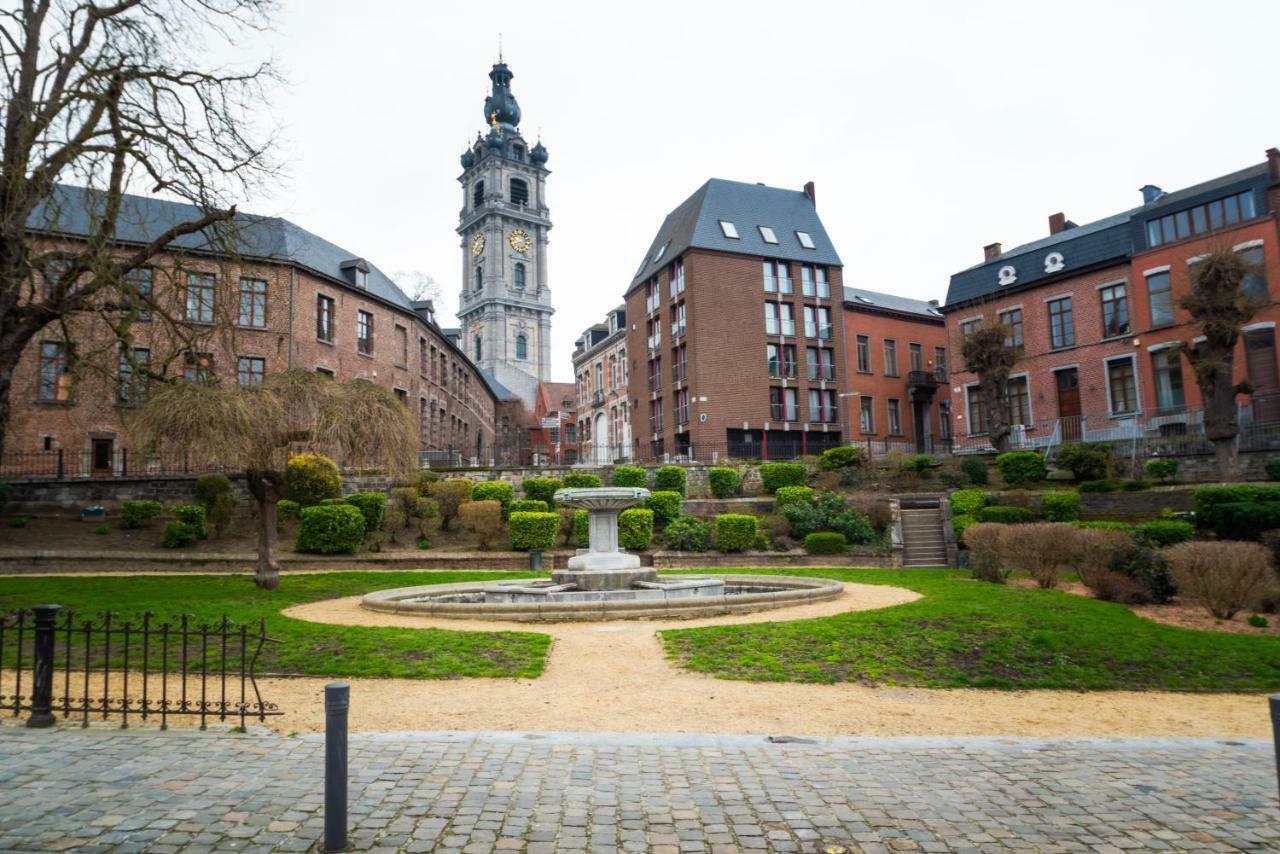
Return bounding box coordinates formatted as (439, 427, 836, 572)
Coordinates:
(551, 486, 657, 590)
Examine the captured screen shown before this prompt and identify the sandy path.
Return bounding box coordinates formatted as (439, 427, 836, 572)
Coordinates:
(262, 584, 1276, 739)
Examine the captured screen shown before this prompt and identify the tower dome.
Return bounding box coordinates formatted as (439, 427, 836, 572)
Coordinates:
(530, 140, 548, 166)
(483, 61, 521, 131)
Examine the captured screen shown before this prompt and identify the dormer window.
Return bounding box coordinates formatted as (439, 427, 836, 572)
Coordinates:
(356, 269, 368, 289)
(758, 226, 778, 244)
(340, 258, 370, 290)
(510, 177, 529, 206)
(652, 241, 668, 263)
(796, 231, 815, 249)
(719, 220, 739, 239)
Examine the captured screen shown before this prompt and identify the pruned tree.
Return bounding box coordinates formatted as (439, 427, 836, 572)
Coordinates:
(128, 370, 417, 589)
(959, 311, 1020, 452)
(0, 0, 279, 457)
(1179, 245, 1263, 480)
(392, 270, 441, 304)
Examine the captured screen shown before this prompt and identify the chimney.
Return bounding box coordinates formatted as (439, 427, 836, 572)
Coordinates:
(1048, 212, 1067, 235)
(1140, 184, 1165, 204)
(1267, 148, 1280, 183)
(983, 242, 1002, 262)
(803, 181, 816, 206)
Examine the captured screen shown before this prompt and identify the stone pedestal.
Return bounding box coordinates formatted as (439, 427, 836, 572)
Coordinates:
(551, 567, 658, 591)
(553, 486, 651, 585)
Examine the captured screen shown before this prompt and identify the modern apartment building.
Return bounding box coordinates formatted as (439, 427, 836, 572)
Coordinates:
(624, 179, 846, 460)
(571, 305, 630, 464)
(941, 148, 1280, 448)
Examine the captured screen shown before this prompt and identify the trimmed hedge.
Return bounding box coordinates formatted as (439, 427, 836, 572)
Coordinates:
(277, 499, 301, 522)
(995, 451, 1046, 486)
(296, 504, 365, 554)
(818, 446, 866, 470)
(285, 453, 342, 506)
(1193, 486, 1280, 538)
(774, 485, 815, 509)
(619, 508, 654, 550)
(471, 481, 514, 516)
(611, 465, 647, 488)
(976, 505, 1035, 524)
(510, 499, 548, 514)
(804, 531, 847, 555)
(162, 521, 198, 549)
(952, 513, 976, 545)
(171, 504, 207, 539)
(1145, 458, 1178, 482)
(654, 465, 687, 496)
(1123, 479, 1153, 491)
(1074, 520, 1134, 532)
(562, 473, 602, 489)
(715, 514, 757, 552)
(344, 491, 386, 533)
(646, 490, 683, 526)
(1134, 519, 1195, 548)
(1203, 501, 1280, 541)
(1079, 479, 1122, 493)
(707, 467, 740, 498)
(662, 516, 710, 551)
(121, 500, 163, 529)
(960, 457, 989, 485)
(574, 510, 589, 548)
(759, 462, 807, 493)
(194, 474, 233, 509)
(521, 477, 563, 509)
(1052, 442, 1112, 482)
(508, 511, 560, 551)
(1041, 491, 1081, 522)
(949, 488, 986, 516)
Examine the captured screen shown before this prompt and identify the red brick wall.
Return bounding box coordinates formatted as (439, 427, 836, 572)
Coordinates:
(842, 306, 948, 447)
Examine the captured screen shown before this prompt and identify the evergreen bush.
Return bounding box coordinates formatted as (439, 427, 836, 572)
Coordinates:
(285, 453, 342, 506)
(194, 474, 233, 509)
(562, 473, 602, 489)
(774, 485, 814, 509)
(804, 531, 847, 555)
(521, 477, 563, 509)
(949, 488, 987, 516)
(1134, 519, 1195, 548)
(1145, 458, 1178, 483)
(510, 499, 549, 514)
(975, 505, 1034, 524)
(662, 516, 710, 551)
(344, 492, 387, 533)
(654, 465, 687, 496)
(1052, 442, 1112, 481)
(162, 521, 198, 549)
(759, 462, 807, 493)
(296, 504, 365, 554)
(508, 511, 559, 550)
(818, 445, 866, 470)
(645, 490, 682, 526)
(707, 467, 740, 498)
(715, 514, 757, 552)
(960, 457, 989, 485)
(611, 465, 647, 487)
(995, 451, 1046, 486)
(618, 508, 654, 550)
(170, 504, 207, 538)
(1040, 491, 1081, 522)
(121, 500, 163, 529)
(471, 481, 514, 517)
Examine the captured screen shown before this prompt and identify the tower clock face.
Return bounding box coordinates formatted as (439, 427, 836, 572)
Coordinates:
(471, 233, 486, 256)
(508, 228, 531, 254)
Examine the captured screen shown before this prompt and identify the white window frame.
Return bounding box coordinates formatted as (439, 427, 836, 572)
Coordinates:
(758, 225, 778, 244)
(718, 220, 739, 239)
(1007, 371, 1033, 427)
(796, 231, 815, 249)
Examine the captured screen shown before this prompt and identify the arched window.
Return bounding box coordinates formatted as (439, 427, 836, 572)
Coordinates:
(474, 263, 483, 292)
(475, 429, 484, 458)
(510, 178, 529, 207)
(513, 262, 526, 290)
(515, 333, 528, 361)
(473, 335, 482, 361)
(472, 180, 484, 208)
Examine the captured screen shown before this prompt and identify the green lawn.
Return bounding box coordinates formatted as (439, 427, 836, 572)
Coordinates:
(662, 569, 1280, 692)
(0, 572, 549, 679)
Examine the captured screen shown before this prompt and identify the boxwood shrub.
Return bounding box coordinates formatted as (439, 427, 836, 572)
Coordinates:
(951, 513, 976, 545)
(818, 445, 866, 470)
(510, 499, 548, 514)
(471, 481, 514, 516)
(344, 491, 386, 533)
(949, 488, 986, 516)
(121, 499, 163, 529)
(521, 477, 563, 509)
(1145, 458, 1178, 482)
(774, 485, 814, 509)
(1079, 479, 1122, 493)
(707, 467, 740, 498)
(562, 473, 602, 489)
(618, 508, 654, 550)
(960, 457, 989, 485)
(1203, 501, 1280, 541)
(995, 451, 1046, 486)
(508, 511, 559, 551)
(715, 514, 757, 552)
(654, 465, 687, 496)
(1134, 519, 1195, 548)
(645, 490, 682, 526)
(171, 504, 207, 539)
(804, 531, 847, 555)
(976, 505, 1035, 524)
(276, 499, 301, 522)
(296, 504, 365, 554)
(162, 521, 198, 549)
(1040, 491, 1081, 522)
(611, 465, 647, 488)
(285, 453, 342, 506)
(759, 462, 807, 493)
(194, 474, 233, 509)
(1122, 479, 1153, 491)
(662, 516, 710, 551)
(574, 509, 589, 548)
(1052, 442, 1112, 482)
(1074, 520, 1133, 532)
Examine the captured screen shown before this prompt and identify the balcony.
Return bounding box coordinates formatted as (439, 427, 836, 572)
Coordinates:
(908, 369, 945, 403)
(592, 390, 605, 407)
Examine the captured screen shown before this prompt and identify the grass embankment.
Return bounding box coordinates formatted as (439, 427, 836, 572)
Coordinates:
(0, 572, 549, 679)
(662, 568, 1280, 692)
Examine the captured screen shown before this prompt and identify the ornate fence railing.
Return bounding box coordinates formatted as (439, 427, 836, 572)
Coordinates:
(0, 606, 282, 730)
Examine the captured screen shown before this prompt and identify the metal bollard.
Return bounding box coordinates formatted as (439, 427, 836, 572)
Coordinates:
(27, 605, 62, 728)
(529, 548, 543, 571)
(1271, 695, 1280, 803)
(324, 683, 349, 852)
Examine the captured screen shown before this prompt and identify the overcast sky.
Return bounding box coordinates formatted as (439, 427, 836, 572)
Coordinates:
(243, 0, 1280, 381)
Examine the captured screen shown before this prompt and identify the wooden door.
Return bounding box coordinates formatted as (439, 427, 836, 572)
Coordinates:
(1056, 369, 1082, 440)
(91, 438, 113, 477)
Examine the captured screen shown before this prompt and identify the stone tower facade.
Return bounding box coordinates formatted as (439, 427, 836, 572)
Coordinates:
(456, 59, 553, 408)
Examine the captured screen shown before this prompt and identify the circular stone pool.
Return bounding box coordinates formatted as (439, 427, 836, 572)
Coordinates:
(361, 574, 845, 622)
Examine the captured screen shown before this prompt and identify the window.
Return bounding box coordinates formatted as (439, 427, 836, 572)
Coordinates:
(671, 259, 685, 297)
(762, 259, 792, 294)
(645, 277, 660, 314)
(758, 226, 778, 244)
(118, 347, 149, 404)
(1146, 271, 1173, 327)
(908, 343, 924, 373)
(859, 396, 875, 433)
(719, 220, 739, 239)
(814, 266, 829, 298)
(960, 318, 981, 338)
(647, 357, 662, 392)
(766, 302, 794, 336)
(649, 398, 663, 433)
(796, 231, 815, 249)
(474, 262, 483, 292)
(355, 269, 368, 290)
(316, 295, 335, 342)
(395, 325, 408, 365)
(124, 267, 153, 318)
(238, 356, 265, 386)
(673, 343, 687, 382)
(1240, 246, 1268, 302)
(999, 308, 1023, 349)
(806, 346, 835, 381)
(966, 386, 988, 435)
(812, 306, 831, 339)
(1048, 297, 1074, 348)
(515, 333, 528, 361)
(1152, 348, 1185, 413)
(510, 178, 529, 206)
(1145, 190, 1257, 247)
(652, 242, 668, 263)
(1106, 357, 1139, 415)
(767, 344, 781, 378)
(1100, 283, 1129, 338)
(514, 262, 526, 290)
(801, 265, 815, 297)
(809, 389, 837, 423)
(670, 301, 686, 338)
(1008, 376, 1031, 426)
(883, 339, 899, 377)
(473, 180, 484, 208)
(804, 306, 818, 338)
(769, 387, 798, 422)
(885, 399, 901, 435)
(939, 404, 952, 440)
(38, 342, 71, 401)
(185, 272, 215, 323)
(357, 310, 374, 355)
(184, 352, 212, 383)
(472, 335, 482, 360)
(935, 347, 948, 377)
(781, 344, 796, 378)
(675, 389, 689, 424)
(856, 335, 871, 373)
(646, 317, 662, 350)
(316, 367, 335, 378)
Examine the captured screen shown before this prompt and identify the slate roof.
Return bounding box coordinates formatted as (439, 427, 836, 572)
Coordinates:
(629, 179, 842, 292)
(478, 369, 520, 402)
(843, 286, 944, 321)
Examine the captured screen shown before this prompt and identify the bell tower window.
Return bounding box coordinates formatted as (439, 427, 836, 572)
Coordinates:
(473, 335, 482, 360)
(513, 144, 526, 162)
(473, 180, 484, 208)
(515, 333, 528, 361)
(474, 263, 483, 292)
(510, 178, 529, 207)
(513, 262, 526, 290)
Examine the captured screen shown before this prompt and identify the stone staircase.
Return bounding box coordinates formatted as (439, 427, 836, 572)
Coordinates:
(899, 501, 948, 568)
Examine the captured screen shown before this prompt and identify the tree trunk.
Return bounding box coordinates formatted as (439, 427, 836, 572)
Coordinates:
(1212, 438, 1238, 483)
(255, 494, 280, 590)
(0, 314, 43, 460)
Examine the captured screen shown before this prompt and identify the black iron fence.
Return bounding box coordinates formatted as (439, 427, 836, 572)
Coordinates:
(0, 448, 233, 481)
(0, 605, 281, 730)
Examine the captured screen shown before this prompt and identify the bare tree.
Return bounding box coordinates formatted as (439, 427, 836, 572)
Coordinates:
(392, 270, 440, 304)
(957, 307, 1020, 452)
(1179, 245, 1263, 480)
(128, 370, 418, 590)
(0, 0, 279, 457)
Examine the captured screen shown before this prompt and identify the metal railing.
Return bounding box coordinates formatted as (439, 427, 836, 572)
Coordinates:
(1, 606, 281, 730)
(0, 448, 233, 480)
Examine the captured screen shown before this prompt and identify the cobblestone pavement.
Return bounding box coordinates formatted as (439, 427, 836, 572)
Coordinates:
(0, 727, 1277, 853)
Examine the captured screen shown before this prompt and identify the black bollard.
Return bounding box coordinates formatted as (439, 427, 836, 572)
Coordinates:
(1271, 695, 1280, 803)
(324, 682, 349, 852)
(530, 548, 543, 571)
(27, 605, 62, 728)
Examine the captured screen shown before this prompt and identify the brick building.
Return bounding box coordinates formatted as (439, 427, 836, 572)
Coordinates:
(7, 186, 509, 475)
(624, 179, 846, 461)
(529, 381, 577, 465)
(571, 305, 630, 464)
(941, 148, 1280, 449)
(841, 288, 949, 452)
